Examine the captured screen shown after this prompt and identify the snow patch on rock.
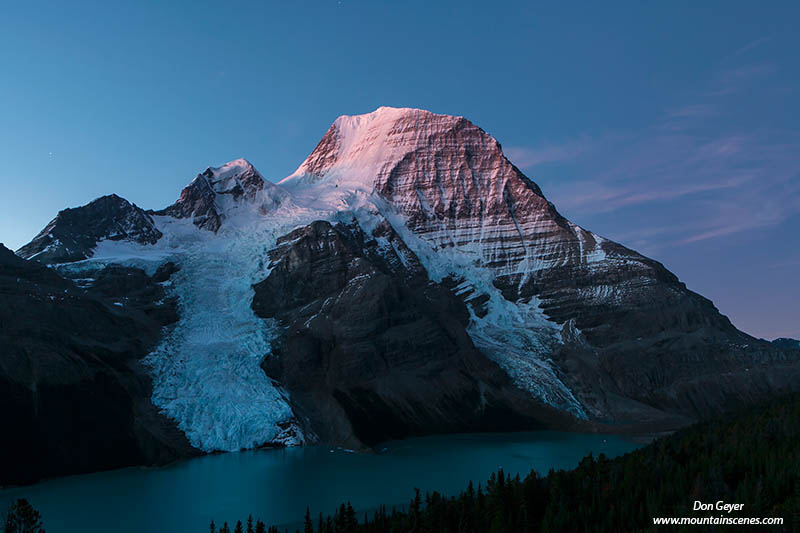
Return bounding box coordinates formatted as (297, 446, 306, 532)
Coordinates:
(367, 199, 587, 418)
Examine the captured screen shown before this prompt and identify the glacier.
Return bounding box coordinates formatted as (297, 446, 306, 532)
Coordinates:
(59, 207, 317, 452)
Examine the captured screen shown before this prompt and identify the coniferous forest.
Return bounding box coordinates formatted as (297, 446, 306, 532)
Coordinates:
(208, 394, 800, 533)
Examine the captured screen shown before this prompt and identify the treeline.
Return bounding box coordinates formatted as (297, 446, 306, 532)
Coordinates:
(212, 394, 800, 532)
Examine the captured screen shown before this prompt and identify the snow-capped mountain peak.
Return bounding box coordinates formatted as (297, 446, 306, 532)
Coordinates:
(278, 106, 517, 213)
(15, 106, 796, 460)
(160, 158, 288, 232)
(209, 157, 254, 175)
(281, 107, 468, 189)
(203, 158, 262, 197)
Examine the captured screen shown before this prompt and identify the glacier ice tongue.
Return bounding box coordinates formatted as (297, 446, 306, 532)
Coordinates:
(141, 215, 312, 452)
(466, 299, 588, 419)
(73, 212, 315, 452)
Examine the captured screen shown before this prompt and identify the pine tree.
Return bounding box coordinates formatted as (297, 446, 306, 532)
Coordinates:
(344, 502, 357, 532)
(4, 499, 45, 533)
(410, 488, 421, 531)
(303, 507, 313, 533)
(234, 520, 243, 533)
(247, 515, 254, 533)
(334, 504, 346, 532)
(209, 520, 216, 533)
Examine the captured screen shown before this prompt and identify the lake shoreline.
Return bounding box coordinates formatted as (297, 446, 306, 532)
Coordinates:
(1, 430, 641, 533)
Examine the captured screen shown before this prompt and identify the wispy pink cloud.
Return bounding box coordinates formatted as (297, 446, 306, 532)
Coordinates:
(710, 63, 775, 96)
(507, 58, 800, 251)
(505, 136, 597, 168)
(671, 202, 788, 245)
(732, 37, 772, 57)
(770, 258, 800, 269)
(665, 104, 717, 119)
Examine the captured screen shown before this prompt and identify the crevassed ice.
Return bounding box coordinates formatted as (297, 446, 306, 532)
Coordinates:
(145, 257, 286, 450)
(79, 210, 318, 452)
(466, 300, 588, 419)
(142, 214, 316, 452)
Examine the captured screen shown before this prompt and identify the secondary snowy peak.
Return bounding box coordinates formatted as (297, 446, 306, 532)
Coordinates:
(16, 194, 161, 264)
(205, 158, 264, 199)
(159, 158, 288, 232)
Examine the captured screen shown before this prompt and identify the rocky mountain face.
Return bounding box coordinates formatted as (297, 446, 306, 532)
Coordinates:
(16, 194, 161, 263)
(0, 244, 194, 485)
(279, 107, 800, 425)
(8, 106, 800, 483)
(252, 220, 574, 448)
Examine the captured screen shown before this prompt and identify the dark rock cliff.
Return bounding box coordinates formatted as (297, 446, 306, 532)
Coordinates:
(251, 221, 576, 448)
(0, 245, 195, 485)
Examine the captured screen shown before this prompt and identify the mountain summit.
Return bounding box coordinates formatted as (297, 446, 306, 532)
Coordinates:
(16, 194, 161, 263)
(158, 158, 289, 231)
(6, 106, 799, 483)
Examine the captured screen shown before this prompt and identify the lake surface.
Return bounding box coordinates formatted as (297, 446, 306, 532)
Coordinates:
(1, 431, 639, 532)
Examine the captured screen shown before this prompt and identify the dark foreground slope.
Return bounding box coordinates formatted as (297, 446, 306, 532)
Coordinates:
(0, 245, 196, 485)
(215, 394, 800, 532)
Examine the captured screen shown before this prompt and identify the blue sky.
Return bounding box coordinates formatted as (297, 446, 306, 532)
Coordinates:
(0, 1, 797, 339)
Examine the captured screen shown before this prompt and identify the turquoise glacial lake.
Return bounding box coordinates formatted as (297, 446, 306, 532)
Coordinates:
(1, 431, 639, 532)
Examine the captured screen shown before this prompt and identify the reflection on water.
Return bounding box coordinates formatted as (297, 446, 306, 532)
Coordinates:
(0, 431, 639, 532)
